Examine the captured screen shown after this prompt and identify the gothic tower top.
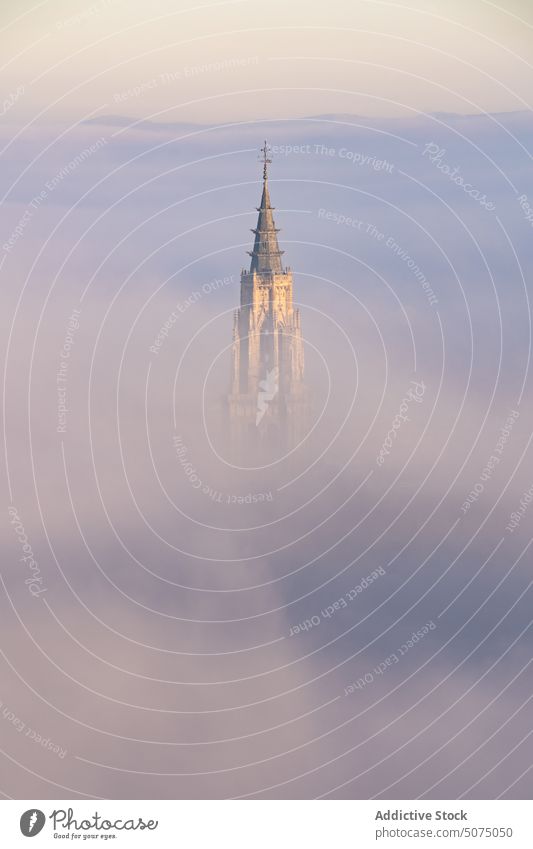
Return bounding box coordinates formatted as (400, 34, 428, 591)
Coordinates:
(248, 141, 285, 275)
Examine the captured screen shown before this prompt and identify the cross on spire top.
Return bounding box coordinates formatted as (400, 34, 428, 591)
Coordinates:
(260, 140, 271, 181)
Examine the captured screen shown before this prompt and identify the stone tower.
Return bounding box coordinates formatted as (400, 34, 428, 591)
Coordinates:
(228, 143, 307, 456)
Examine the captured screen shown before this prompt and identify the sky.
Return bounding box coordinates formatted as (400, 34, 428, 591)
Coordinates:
(2, 0, 533, 123)
(1, 0, 533, 802)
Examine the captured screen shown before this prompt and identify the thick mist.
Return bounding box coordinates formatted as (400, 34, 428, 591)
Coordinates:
(1, 112, 533, 798)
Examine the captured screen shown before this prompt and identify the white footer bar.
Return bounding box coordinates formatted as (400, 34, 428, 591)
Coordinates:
(0, 799, 530, 847)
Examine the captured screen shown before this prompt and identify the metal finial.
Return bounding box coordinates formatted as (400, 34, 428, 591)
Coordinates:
(260, 140, 271, 181)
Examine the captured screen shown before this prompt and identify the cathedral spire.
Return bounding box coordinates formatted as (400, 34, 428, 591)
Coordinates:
(228, 145, 308, 456)
(248, 141, 285, 274)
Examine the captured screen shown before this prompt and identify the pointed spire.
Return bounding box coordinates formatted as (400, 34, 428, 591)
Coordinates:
(248, 140, 285, 274)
